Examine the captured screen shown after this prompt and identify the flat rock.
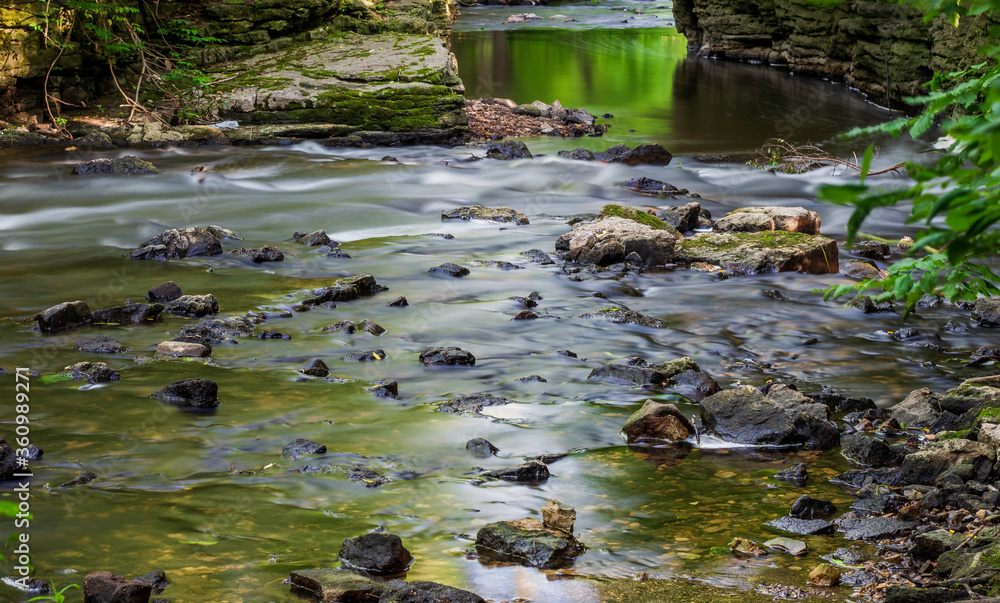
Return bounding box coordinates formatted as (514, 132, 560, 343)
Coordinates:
(76, 336, 125, 353)
(126, 227, 223, 261)
(475, 518, 585, 568)
(836, 516, 913, 540)
(439, 393, 514, 416)
(675, 231, 839, 275)
(155, 341, 211, 358)
(479, 460, 549, 482)
(149, 378, 220, 409)
(442, 204, 529, 225)
(34, 300, 92, 333)
(715, 206, 821, 235)
(419, 347, 475, 366)
(763, 537, 807, 555)
(765, 516, 835, 535)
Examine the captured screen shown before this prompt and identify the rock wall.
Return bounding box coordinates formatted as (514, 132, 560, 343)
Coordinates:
(0, 0, 464, 142)
(673, 0, 995, 107)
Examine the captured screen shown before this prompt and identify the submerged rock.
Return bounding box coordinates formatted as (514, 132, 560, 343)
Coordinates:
(479, 460, 549, 483)
(149, 378, 220, 409)
(675, 231, 839, 275)
(59, 470, 99, 489)
(419, 347, 476, 366)
(76, 336, 125, 354)
(342, 349, 386, 362)
(338, 533, 413, 574)
(729, 538, 767, 556)
(365, 380, 399, 398)
(442, 204, 529, 225)
(178, 316, 257, 343)
(438, 393, 514, 416)
(34, 300, 92, 333)
(847, 295, 895, 313)
(764, 537, 807, 556)
(323, 319, 386, 336)
(429, 262, 470, 277)
(282, 438, 327, 460)
(83, 572, 152, 603)
(126, 227, 223, 261)
(621, 400, 695, 443)
(578, 307, 665, 328)
(72, 155, 159, 175)
(475, 518, 585, 568)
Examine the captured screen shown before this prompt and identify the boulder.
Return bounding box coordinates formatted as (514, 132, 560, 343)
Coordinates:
(621, 400, 695, 443)
(337, 533, 413, 574)
(34, 300, 92, 333)
(149, 378, 221, 409)
(890, 388, 943, 428)
(147, 281, 182, 302)
(700, 385, 839, 449)
(419, 347, 475, 366)
(973, 298, 1000, 327)
(72, 155, 159, 176)
(542, 500, 575, 534)
(442, 205, 529, 225)
(92, 302, 163, 325)
(165, 294, 219, 317)
(282, 438, 327, 459)
(656, 202, 702, 232)
(475, 518, 585, 568)
(941, 376, 1000, 415)
(910, 529, 965, 560)
(76, 336, 125, 354)
(428, 263, 470, 277)
(126, 227, 223, 261)
(83, 571, 152, 603)
(935, 543, 1000, 582)
(900, 439, 995, 485)
(438, 393, 514, 416)
(714, 206, 821, 235)
(556, 215, 678, 267)
(485, 141, 532, 160)
(675, 231, 839, 275)
(841, 433, 903, 467)
(604, 143, 672, 166)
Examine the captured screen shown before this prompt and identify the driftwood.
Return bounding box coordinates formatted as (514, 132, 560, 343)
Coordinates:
(750, 138, 906, 175)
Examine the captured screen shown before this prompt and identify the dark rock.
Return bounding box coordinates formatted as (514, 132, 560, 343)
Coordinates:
(73, 132, 117, 150)
(337, 533, 413, 574)
(620, 177, 684, 198)
(466, 438, 499, 457)
(59, 471, 99, 488)
(883, 585, 965, 603)
(670, 369, 720, 399)
(789, 495, 836, 519)
(701, 385, 839, 449)
(348, 467, 392, 487)
(479, 460, 550, 483)
(840, 259, 883, 281)
(848, 295, 895, 314)
(325, 248, 352, 259)
(293, 230, 334, 247)
(288, 568, 401, 603)
(282, 438, 327, 459)
(178, 316, 256, 343)
(657, 202, 701, 232)
(365, 380, 399, 398)
(928, 412, 966, 434)
(126, 227, 223, 261)
(891, 388, 943, 428)
(589, 357, 698, 385)
(556, 148, 596, 161)
(76, 336, 126, 354)
(831, 467, 906, 489)
(92, 302, 163, 325)
(419, 347, 475, 366)
(521, 249, 555, 264)
(0, 440, 18, 480)
(765, 516, 835, 535)
(165, 294, 219, 317)
(83, 571, 152, 603)
(442, 205, 529, 225)
(323, 319, 386, 335)
(516, 375, 547, 383)
(944, 319, 971, 333)
(475, 518, 585, 568)
(775, 463, 808, 485)
(852, 240, 890, 260)
(509, 296, 537, 308)
(900, 439, 994, 485)
(256, 328, 290, 340)
(473, 260, 523, 271)
(486, 141, 532, 160)
(380, 581, 487, 603)
(72, 155, 159, 176)
(621, 400, 694, 443)
(342, 349, 387, 362)
(439, 393, 513, 416)
(299, 275, 386, 307)
(299, 358, 330, 377)
(558, 350, 578, 358)
(66, 361, 121, 383)
(205, 226, 243, 241)
(911, 529, 966, 561)
(133, 570, 171, 591)
(232, 245, 284, 262)
(607, 144, 672, 166)
(836, 515, 914, 540)
(34, 300, 92, 333)
(149, 378, 220, 409)
(147, 281, 182, 302)
(512, 310, 538, 320)
(388, 296, 409, 307)
(578, 307, 664, 328)
(842, 433, 903, 466)
(19, 444, 43, 461)
(972, 298, 1000, 327)
(428, 262, 469, 277)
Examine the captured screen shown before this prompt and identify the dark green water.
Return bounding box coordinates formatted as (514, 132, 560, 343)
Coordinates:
(0, 6, 988, 603)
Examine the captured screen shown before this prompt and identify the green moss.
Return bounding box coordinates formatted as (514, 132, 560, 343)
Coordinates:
(599, 204, 669, 230)
(979, 406, 1000, 421)
(938, 429, 972, 440)
(678, 230, 819, 252)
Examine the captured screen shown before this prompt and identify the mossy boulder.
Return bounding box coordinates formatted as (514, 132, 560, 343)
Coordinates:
(674, 231, 838, 275)
(555, 213, 680, 267)
(475, 518, 585, 568)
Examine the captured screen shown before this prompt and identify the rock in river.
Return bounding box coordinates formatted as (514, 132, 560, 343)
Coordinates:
(34, 300, 92, 333)
(789, 495, 837, 519)
(150, 378, 221, 409)
(476, 517, 586, 569)
(126, 226, 223, 261)
(620, 177, 686, 199)
(342, 349, 386, 362)
(442, 204, 529, 225)
(900, 438, 995, 485)
(282, 438, 327, 459)
(765, 516, 835, 535)
(621, 400, 695, 443)
(165, 294, 219, 317)
(700, 385, 839, 449)
(293, 230, 334, 247)
(438, 393, 514, 416)
(973, 297, 1000, 327)
(92, 302, 163, 325)
(479, 460, 550, 483)
(466, 438, 499, 457)
(382, 582, 486, 603)
(337, 533, 413, 574)
(232, 245, 284, 262)
(65, 362, 121, 383)
(555, 204, 680, 267)
(289, 568, 404, 603)
(298, 275, 387, 307)
(155, 341, 211, 358)
(147, 281, 182, 302)
(714, 206, 821, 235)
(675, 231, 839, 275)
(485, 141, 532, 160)
(72, 155, 159, 175)
(419, 347, 476, 366)
(76, 336, 125, 354)
(178, 316, 257, 343)
(578, 307, 664, 328)
(83, 572, 152, 603)
(429, 262, 470, 277)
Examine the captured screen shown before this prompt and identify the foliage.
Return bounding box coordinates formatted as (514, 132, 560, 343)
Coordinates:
(28, 583, 79, 603)
(817, 0, 1000, 317)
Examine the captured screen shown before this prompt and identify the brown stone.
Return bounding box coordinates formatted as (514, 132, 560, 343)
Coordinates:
(807, 564, 841, 586)
(542, 499, 576, 534)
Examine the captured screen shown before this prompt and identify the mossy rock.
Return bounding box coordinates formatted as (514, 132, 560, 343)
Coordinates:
(675, 231, 839, 275)
(599, 204, 678, 235)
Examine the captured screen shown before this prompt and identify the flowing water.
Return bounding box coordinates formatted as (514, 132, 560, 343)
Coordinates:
(0, 3, 994, 602)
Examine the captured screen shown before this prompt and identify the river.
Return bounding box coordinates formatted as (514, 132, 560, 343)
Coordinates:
(0, 2, 990, 602)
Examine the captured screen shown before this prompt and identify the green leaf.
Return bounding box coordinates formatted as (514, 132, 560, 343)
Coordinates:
(859, 144, 874, 185)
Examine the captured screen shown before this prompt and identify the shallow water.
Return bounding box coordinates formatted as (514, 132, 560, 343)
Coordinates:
(0, 4, 993, 603)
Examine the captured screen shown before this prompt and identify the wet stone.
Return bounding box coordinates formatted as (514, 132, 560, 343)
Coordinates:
(60, 471, 99, 489)
(232, 245, 284, 262)
(509, 295, 538, 308)
(512, 310, 538, 320)
(621, 400, 694, 443)
(126, 227, 223, 261)
(147, 281, 182, 302)
(83, 571, 152, 603)
(288, 568, 401, 603)
(542, 500, 576, 533)
(442, 204, 529, 225)
(765, 516, 835, 535)
(419, 347, 476, 366)
(620, 177, 685, 198)
(485, 141, 532, 160)
(439, 393, 514, 416)
(516, 375, 547, 383)
(133, 570, 171, 591)
(388, 296, 409, 307)
(428, 262, 470, 277)
(729, 537, 767, 556)
(853, 240, 891, 260)
(337, 533, 413, 574)
(475, 518, 585, 569)
(479, 460, 550, 483)
(149, 378, 220, 409)
(165, 294, 219, 317)
(179, 316, 256, 343)
(578, 307, 665, 328)
(293, 230, 334, 247)
(282, 438, 327, 459)
(466, 438, 499, 457)
(342, 349, 386, 362)
(848, 295, 895, 314)
(521, 249, 555, 265)
(92, 302, 164, 325)
(73, 155, 159, 175)
(257, 329, 291, 340)
(775, 463, 808, 485)
(155, 341, 211, 358)
(764, 537, 808, 556)
(381, 582, 486, 603)
(837, 515, 914, 540)
(348, 467, 392, 487)
(35, 300, 92, 333)
(789, 495, 837, 520)
(76, 336, 126, 354)
(65, 361, 120, 383)
(365, 380, 399, 398)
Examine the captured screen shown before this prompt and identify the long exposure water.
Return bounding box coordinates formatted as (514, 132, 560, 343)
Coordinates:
(0, 2, 990, 602)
